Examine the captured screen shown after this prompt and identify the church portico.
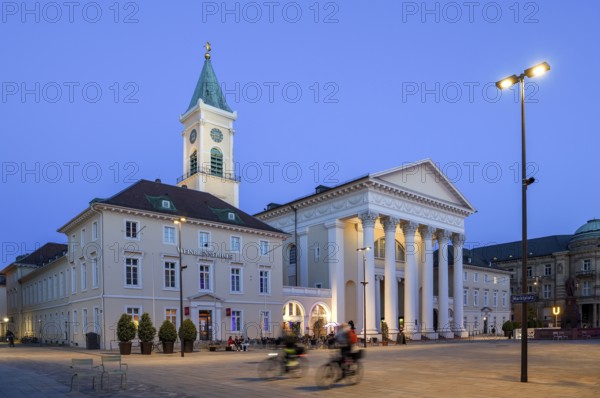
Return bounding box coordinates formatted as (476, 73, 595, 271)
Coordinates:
(257, 160, 476, 341)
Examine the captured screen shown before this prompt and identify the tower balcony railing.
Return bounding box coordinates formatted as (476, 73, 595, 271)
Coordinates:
(576, 269, 595, 278)
(177, 167, 241, 184)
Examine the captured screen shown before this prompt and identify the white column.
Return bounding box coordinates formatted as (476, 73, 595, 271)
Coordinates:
(359, 211, 378, 335)
(402, 221, 419, 338)
(436, 230, 452, 338)
(452, 234, 467, 337)
(375, 275, 382, 327)
(325, 220, 345, 323)
(382, 216, 400, 338)
(298, 228, 308, 287)
(419, 226, 436, 337)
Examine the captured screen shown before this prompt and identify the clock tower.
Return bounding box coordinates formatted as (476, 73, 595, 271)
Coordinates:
(177, 43, 239, 207)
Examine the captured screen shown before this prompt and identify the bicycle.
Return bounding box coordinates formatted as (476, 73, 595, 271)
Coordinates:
(151, 341, 162, 353)
(315, 349, 364, 388)
(257, 347, 308, 379)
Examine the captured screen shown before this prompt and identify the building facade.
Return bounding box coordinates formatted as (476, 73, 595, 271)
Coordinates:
(470, 219, 600, 329)
(257, 161, 477, 340)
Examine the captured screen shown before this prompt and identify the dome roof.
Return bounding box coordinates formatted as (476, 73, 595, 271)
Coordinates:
(571, 219, 600, 243)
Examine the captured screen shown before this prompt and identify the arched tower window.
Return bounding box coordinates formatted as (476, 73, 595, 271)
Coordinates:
(373, 238, 405, 261)
(210, 147, 223, 177)
(190, 151, 198, 176)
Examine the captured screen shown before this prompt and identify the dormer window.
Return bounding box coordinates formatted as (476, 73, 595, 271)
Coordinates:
(228, 212, 235, 221)
(162, 200, 171, 209)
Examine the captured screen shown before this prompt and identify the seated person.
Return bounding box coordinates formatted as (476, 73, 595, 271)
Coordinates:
(227, 336, 235, 348)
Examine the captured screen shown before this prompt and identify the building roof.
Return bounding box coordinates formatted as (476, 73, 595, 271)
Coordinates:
(433, 246, 509, 272)
(469, 235, 572, 264)
(186, 59, 232, 113)
(10, 242, 67, 268)
(94, 179, 284, 235)
(570, 219, 600, 243)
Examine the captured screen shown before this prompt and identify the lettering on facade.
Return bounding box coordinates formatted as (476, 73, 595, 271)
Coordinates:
(178, 247, 233, 260)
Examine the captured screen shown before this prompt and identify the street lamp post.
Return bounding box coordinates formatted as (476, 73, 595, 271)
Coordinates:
(357, 247, 371, 348)
(174, 217, 187, 358)
(496, 61, 550, 383)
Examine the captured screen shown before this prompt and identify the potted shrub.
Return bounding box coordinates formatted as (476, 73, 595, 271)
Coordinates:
(502, 320, 514, 339)
(117, 313, 136, 355)
(138, 313, 156, 355)
(158, 320, 177, 354)
(179, 319, 197, 353)
(381, 320, 390, 346)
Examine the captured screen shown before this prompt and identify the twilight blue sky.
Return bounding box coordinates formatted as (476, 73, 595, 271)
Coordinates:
(1, 1, 599, 268)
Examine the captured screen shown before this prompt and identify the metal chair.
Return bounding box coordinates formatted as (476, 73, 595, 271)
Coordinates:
(70, 358, 100, 392)
(100, 355, 128, 390)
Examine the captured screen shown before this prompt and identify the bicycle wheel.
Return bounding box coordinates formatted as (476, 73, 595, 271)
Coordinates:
(345, 361, 364, 385)
(258, 357, 281, 379)
(315, 363, 339, 388)
(154, 343, 162, 353)
(288, 356, 309, 378)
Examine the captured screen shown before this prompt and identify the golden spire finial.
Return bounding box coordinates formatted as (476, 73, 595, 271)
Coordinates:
(205, 42, 211, 60)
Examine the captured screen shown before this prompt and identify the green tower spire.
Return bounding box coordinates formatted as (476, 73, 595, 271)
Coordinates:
(186, 42, 232, 113)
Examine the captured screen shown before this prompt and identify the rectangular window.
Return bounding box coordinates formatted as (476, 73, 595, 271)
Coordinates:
(493, 276, 498, 285)
(80, 228, 86, 247)
(259, 269, 270, 294)
(125, 220, 139, 239)
(166, 309, 177, 328)
(163, 226, 176, 244)
(543, 284, 551, 299)
(582, 281, 591, 296)
(463, 289, 468, 306)
(484, 291, 489, 306)
(484, 274, 489, 283)
(314, 246, 320, 262)
(493, 291, 498, 307)
(59, 272, 64, 297)
(583, 259, 591, 271)
(92, 221, 98, 240)
(231, 310, 242, 332)
(473, 272, 478, 283)
(261, 310, 271, 332)
(544, 264, 552, 276)
(502, 292, 507, 307)
(126, 307, 141, 326)
(125, 257, 140, 287)
(94, 307, 101, 331)
(53, 274, 58, 300)
(463, 271, 467, 282)
(231, 236, 241, 252)
(527, 266, 533, 278)
(473, 290, 479, 306)
(164, 261, 177, 289)
(82, 308, 88, 331)
(71, 266, 77, 293)
(92, 260, 99, 288)
(230, 267, 242, 293)
(199, 264, 211, 291)
(199, 231, 210, 248)
(71, 234, 76, 254)
(81, 263, 87, 290)
(259, 240, 269, 256)
(73, 310, 78, 334)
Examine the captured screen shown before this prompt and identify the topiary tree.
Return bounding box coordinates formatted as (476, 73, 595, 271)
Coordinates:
(313, 318, 325, 338)
(137, 313, 156, 343)
(179, 319, 197, 342)
(381, 320, 390, 342)
(117, 313, 136, 342)
(158, 320, 177, 342)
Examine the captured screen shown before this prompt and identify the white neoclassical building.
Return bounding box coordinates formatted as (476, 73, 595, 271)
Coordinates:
(256, 161, 477, 340)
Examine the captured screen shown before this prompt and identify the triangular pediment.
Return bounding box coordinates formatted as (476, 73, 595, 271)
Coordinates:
(371, 159, 475, 212)
(189, 293, 223, 302)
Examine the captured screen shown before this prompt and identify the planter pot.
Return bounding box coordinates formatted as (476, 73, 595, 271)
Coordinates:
(162, 341, 175, 354)
(119, 342, 132, 355)
(140, 341, 153, 355)
(183, 340, 194, 353)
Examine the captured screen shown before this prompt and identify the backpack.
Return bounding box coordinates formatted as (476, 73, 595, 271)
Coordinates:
(348, 329, 358, 344)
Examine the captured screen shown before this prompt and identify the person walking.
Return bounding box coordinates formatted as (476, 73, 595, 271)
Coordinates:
(6, 330, 15, 347)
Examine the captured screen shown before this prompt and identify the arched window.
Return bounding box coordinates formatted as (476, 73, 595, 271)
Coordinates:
(210, 147, 223, 176)
(373, 238, 405, 261)
(190, 151, 198, 176)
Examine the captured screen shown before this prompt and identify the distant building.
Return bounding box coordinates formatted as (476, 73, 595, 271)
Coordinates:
(470, 219, 600, 328)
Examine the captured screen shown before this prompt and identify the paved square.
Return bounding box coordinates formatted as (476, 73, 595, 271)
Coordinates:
(0, 339, 598, 397)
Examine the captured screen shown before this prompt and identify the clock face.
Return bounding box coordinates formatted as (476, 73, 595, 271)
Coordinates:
(210, 128, 223, 143)
(189, 129, 197, 144)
